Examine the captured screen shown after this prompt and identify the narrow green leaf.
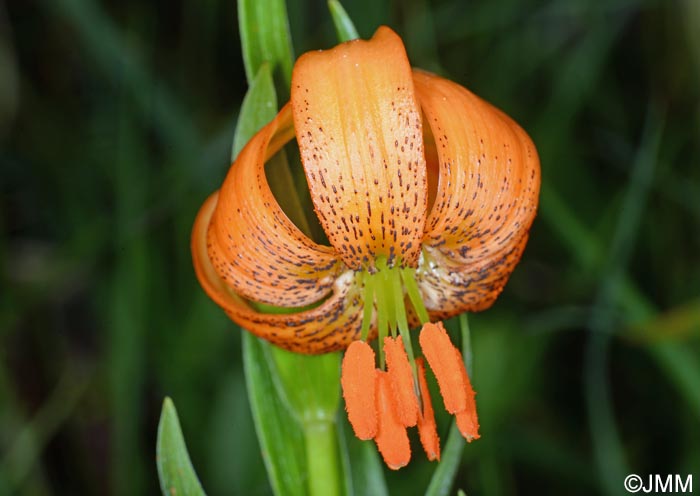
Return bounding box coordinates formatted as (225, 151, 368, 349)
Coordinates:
(156, 398, 207, 496)
(238, 0, 294, 87)
(425, 314, 473, 496)
(232, 63, 277, 160)
(328, 0, 360, 42)
(243, 334, 307, 496)
(338, 414, 388, 496)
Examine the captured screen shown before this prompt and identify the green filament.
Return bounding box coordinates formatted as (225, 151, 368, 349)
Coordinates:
(360, 271, 375, 342)
(359, 257, 427, 377)
(401, 267, 430, 324)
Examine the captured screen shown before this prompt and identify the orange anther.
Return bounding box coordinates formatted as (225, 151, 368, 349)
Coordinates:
(374, 370, 411, 469)
(384, 335, 419, 427)
(415, 357, 440, 461)
(452, 347, 480, 441)
(419, 322, 468, 413)
(341, 341, 377, 440)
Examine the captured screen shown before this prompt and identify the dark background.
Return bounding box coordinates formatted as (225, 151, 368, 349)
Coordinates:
(1, 0, 699, 494)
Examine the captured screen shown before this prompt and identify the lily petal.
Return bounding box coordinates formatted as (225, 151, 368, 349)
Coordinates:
(291, 26, 428, 270)
(415, 241, 529, 319)
(413, 70, 540, 314)
(202, 104, 342, 308)
(192, 191, 365, 353)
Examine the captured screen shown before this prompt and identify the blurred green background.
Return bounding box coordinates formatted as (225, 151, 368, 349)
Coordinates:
(1, 0, 699, 494)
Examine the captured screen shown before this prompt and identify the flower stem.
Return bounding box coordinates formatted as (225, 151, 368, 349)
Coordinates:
(303, 421, 341, 496)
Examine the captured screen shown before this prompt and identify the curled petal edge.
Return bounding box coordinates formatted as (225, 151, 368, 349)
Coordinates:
(192, 192, 365, 354)
(206, 104, 342, 308)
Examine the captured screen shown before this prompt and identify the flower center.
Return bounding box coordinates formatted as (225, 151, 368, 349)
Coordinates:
(359, 256, 430, 369)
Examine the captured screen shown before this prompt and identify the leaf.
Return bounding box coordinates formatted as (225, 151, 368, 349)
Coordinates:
(238, 0, 294, 87)
(243, 333, 307, 496)
(156, 398, 207, 496)
(268, 347, 341, 424)
(338, 414, 388, 496)
(232, 63, 278, 160)
(265, 348, 345, 496)
(328, 0, 360, 43)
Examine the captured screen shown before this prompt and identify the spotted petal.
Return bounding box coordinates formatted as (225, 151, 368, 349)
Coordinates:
(413, 70, 540, 315)
(201, 104, 342, 308)
(291, 26, 428, 270)
(193, 192, 365, 353)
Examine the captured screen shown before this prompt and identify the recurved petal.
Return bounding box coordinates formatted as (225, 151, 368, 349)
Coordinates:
(413, 70, 540, 313)
(415, 236, 529, 319)
(192, 191, 365, 354)
(291, 26, 428, 270)
(203, 104, 342, 308)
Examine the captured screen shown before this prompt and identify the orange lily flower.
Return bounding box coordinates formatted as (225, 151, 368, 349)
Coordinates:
(192, 26, 539, 468)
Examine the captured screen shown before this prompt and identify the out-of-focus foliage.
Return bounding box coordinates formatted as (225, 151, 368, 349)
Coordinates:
(1, 0, 698, 495)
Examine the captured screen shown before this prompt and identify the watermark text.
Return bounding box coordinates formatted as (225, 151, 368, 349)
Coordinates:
(624, 474, 693, 493)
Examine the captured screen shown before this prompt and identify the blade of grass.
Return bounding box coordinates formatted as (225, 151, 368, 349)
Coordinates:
(583, 106, 662, 496)
(0, 365, 89, 493)
(45, 0, 199, 156)
(530, 7, 700, 426)
(156, 398, 207, 496)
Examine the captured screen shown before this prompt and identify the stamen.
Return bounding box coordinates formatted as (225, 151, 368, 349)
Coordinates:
(415, 357, 440, 461)
(401, 267, 430, 324)
(376, 288, 388, 369)
(418, 322, 468, 413)
(456, 407, 480, 442)
(374, 370, 411, 469)
(360, 271, 376, 341)
(383, 336, 419, 427)
(451, 346, 480, 441)
(391, 268, 416, 362)
(341, 341, 378, 440)
(377, 257, 397, 337)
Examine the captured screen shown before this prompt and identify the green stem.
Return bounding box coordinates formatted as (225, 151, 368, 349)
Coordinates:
(304, 421, 341, 496)
(459, 313, 473, 377)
